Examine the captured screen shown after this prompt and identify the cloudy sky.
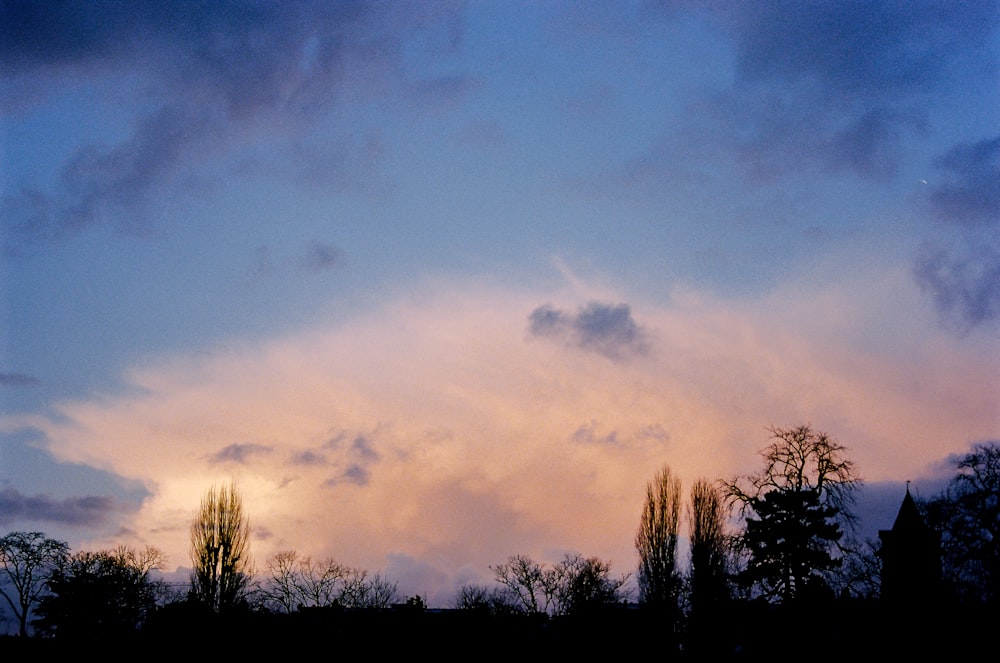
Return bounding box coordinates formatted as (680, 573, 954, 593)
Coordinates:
(1, 1, 998, 609)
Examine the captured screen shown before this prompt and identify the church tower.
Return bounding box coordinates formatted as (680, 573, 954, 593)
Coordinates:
(878, 484, 942, 605)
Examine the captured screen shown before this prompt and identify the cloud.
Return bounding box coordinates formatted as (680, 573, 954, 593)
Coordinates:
(208, 443, 274, 466)
(4, 107, 204, 250)
(0, 488, 114, 527)
(696, 1, 997, 182)
(300, 241, 344, 273)
(726, 0, 997, 95)
(0, 0, 143, 72)
(291, 450, 327, 466)
(929, 136, 1000, 226)
(571, 421, 619, 446)
(824, 108, 919, 178)
(330, 464, 371, 487)
(578, 1, 995, 201)
(323, 432, 382, 486)
(0, 373, 40, 387)
(528, 301, 648, 360)
(915, 243, 1000, 331)
(913, 136, 1000, 331)
(0, 1, 458, 253)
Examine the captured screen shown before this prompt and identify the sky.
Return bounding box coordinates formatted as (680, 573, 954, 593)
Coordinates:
(1, 0, 998, 612)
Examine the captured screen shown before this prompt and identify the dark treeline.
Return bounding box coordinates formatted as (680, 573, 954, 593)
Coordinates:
(0, 591, 994, 660)
(1, 425, 997, 659)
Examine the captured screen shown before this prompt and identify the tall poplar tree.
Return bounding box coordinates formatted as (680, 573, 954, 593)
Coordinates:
(635, 464, 682, 612)
(190, 482, 252, 613)
(688, 478, 730, 610)
(686, 479, 732, 655)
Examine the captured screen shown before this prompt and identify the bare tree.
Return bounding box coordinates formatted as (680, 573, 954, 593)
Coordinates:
(257, 550, 299, 613)
(725, 425, 861, 519)
(491, 554, 555, 616)
(453, 583, 523, 615)
(551, 553, 629, 616)
(257, 550, 398, 611)
(832, 538, 882, 599)
(340, 569, 399, 609)
(491, 553, 628, 617)
(289, 553, 350, 609)
(723, 425, 862, 602)
(0, 531, 69, 637)
(635, 464, 682, 609)
(190, 482, 252, 613)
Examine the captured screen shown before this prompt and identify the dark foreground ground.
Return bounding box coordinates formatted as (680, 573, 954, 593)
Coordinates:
(2, 598, 996, 660)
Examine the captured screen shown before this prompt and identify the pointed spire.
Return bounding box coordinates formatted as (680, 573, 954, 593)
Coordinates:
(892, 483, 926, 532)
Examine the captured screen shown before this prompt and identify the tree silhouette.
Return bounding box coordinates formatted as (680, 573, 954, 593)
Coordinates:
(926, 441, 1000, 603)
(0, 531, 69, 637)
(256, 550, 399, 612)
(491, 553, 628, 617)
(453, 583, 523, 615)
(724, 425, 861, 602)
(740, 488, 843, 601)
(688, 479, 730, 608)
(189, 482, 252, 614)
(491, 554, 554, 616)
(552, 553, 629, 616)
(34, 545, 166, 641)
(635, 463, 682, 613)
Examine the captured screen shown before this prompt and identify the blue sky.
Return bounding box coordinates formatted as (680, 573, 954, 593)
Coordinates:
(1, 1, 998, 610)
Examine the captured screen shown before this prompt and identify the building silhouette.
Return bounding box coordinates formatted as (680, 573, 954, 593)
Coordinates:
(878, 484, 941, 605)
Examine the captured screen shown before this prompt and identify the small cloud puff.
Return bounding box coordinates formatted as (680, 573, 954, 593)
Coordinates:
(528, 301, 649, 361)
(571, 421, 618, 446)
(323, 432, 382, 487)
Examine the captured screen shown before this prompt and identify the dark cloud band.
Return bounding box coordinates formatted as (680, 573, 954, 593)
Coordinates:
(0, 488, 113, 527)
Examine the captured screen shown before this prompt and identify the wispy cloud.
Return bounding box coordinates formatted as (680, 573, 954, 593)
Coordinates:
(208, 443, 274, 465)
(290, 450, 327, 466)
(915, 243, 1000, 332)
(0, 1, 455, 253)
(711, 1, 997, 181)
(300, 241, 344, 273)
(915, 135, 1000, 330)
(727, 1, 996, 95)
(930, 136, 1000, 226)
